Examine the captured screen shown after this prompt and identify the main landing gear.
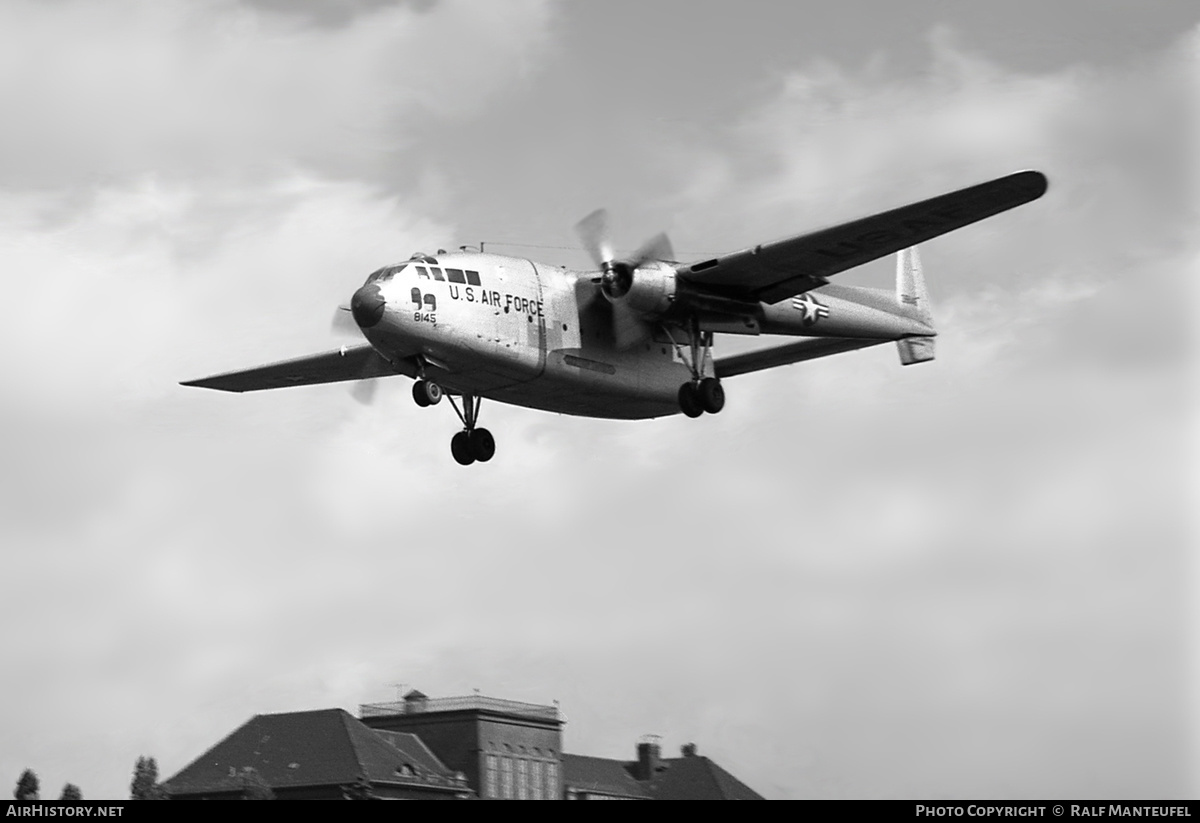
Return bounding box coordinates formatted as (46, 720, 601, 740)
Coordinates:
(668, 320, 725, 419)
(678, 377, 725, 418)
(413, 379, 495, 466)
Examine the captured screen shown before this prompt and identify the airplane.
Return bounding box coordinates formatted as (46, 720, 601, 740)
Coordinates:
(182, 170, 1047, 465)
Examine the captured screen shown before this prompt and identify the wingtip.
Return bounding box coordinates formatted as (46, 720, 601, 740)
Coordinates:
(1014, 169, 1049, 199)
(179, 377, 238, 392)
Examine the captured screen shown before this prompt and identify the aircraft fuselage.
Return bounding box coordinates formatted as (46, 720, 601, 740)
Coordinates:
(357, 252, 695, 418)
(354, 251, 931, 419)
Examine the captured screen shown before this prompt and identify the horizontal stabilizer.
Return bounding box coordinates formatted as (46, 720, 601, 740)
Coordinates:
(897, 336, 936, 365)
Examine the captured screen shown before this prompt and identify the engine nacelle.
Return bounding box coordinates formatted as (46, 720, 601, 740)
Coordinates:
(604, 260, 677, 315)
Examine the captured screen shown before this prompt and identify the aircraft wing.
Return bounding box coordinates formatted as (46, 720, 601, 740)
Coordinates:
(681, 170, 1047, 305)
(181, 345, 413, 393)
(714, 337, 888, 378)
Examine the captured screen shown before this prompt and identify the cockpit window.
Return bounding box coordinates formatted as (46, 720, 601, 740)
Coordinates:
(363, 263, 407, 285)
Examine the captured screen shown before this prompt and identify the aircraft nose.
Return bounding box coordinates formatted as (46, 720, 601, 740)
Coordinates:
(350, 284, 385, 328)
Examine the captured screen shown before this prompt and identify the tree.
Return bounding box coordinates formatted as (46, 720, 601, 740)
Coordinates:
(14, 769, 39, 801)
(239, 767, 274, 800)
(130, 756, 166, 800)
(59, 784, 82, 801)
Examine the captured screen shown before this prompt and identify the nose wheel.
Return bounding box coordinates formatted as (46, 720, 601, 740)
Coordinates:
(412, 379, 443, 407)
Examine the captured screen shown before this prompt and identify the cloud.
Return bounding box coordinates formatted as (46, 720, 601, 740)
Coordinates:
(0, 0, 556, 187)
(662, 24, 1194, 299)
(0, 6, 1195, 800)
(608, 24, 1197, 797)
(0, 1, 559, 797)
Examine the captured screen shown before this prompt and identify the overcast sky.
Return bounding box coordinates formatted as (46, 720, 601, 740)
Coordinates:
(0, 0, 1195, 801)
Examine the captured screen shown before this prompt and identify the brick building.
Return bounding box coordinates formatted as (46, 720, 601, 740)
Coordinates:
(359, 690, 563, 800)
(163, 688, 763, 800)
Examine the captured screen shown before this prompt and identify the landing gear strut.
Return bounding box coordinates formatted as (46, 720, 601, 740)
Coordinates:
(446, 393, 494, 466)
(668, 318, 725, 418)
(412, 377, 495, 465)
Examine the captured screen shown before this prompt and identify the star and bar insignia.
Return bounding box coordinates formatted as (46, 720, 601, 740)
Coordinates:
(790, 293, 830, 326)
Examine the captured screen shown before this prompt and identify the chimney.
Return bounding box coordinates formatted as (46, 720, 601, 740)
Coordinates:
(636, 734, 662, 781)
(681, 743, 697, 757)
(403, 689, 428, 714)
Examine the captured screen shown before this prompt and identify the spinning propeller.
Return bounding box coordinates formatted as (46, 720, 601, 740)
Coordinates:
(331, 304, 380, 404)
(574, 209, 674, 349)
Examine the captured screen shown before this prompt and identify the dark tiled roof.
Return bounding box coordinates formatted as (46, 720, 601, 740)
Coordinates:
(163, 708, 461, 796)
(562, 754, 652, 799)
(562, 752, 764, 800)
(650, 756, 764, 800)
(372, 729, 452, 776)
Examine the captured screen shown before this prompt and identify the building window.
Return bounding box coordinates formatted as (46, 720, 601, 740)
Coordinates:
(547, 761, 559, 798)
(501, 757, 513, 800)
(485, 755, 497, 799)
(517, 758, 528, 800)
(531, 759, 543, 800)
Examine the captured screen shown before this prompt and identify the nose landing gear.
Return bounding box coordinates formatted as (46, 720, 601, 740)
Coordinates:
(412, 379, 443, 407)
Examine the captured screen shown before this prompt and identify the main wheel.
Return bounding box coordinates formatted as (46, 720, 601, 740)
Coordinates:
(698, 377, 725, 414)
(413, 380, 443, 407)
(450, 431, 475, 465)
(469, 428, 496, 462)
(678, 382, 704, 418)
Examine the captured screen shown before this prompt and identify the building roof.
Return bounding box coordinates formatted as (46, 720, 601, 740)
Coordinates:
(649, 755, 764, 801)
(360, 694, 561, 724)
(561, 754, 652, 799)
(163, 708, 466, 797)
(562, 751, 764, 801)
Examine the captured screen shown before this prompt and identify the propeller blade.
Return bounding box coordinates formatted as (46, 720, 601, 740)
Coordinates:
(573, 273, 603, 309)
(627, 231, 674, 267)
(575, 208, 614, 269)
(350, 378, 378, 405)
(346, 341, 383, 405)
(612, 302, 652, 350)
(574, 211, 672, 348)
(331, 306, 359, 337)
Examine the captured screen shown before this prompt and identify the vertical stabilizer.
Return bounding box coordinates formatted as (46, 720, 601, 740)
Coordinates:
(896, 246, 936, 365)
